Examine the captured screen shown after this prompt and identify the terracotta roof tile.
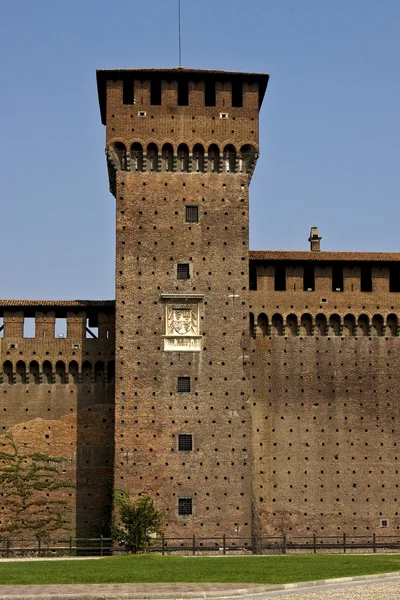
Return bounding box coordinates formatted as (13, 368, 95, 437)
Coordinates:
(249, 250, 400, 262)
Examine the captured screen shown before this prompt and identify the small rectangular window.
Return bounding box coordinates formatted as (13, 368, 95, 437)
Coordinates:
(150, 78, 161, 105)
(178, 78, 189, 106)
(332, 265, 344, 292)
(177, 263, 190, 280)
(380, 518, 388, 528)
(123, 76, 134, 105)
(205, 80, 216, 106)
(185, 206, 199, 223)
(303, 264, 315, 291)
(23, 317, 36, 339)
(360, 265, 372, 292)
(274, 264, 286, 291)
(177, 377, 191, 392)
(178, 434, 193, 451)
(232, 80, 243, 107)
(389, 266, 400, 292)
(55, 317, 67, 338)
(178, 497, 192, 515)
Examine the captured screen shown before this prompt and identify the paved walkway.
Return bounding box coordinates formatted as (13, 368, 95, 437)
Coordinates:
(0, 574, 400, 600)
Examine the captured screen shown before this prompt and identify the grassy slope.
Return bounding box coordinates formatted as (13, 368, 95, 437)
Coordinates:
(1, 555, 400, 585)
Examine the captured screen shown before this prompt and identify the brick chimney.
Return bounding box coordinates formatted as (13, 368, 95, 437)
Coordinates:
(309, 227, 322, 251)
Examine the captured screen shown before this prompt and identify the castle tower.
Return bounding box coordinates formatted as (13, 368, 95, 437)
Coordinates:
(97, 68, 268, 538)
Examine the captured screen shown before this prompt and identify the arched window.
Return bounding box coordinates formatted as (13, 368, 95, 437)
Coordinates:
(82, 361, 92, 384)
(372, 314, 384, 336)
(329, 314, 341, 336)
(131, 143, 143, 172)
(161, 143, 174, 172)
(43, 360, 52, 384)
(257, 313, 268, 336)
(286, 314, 298, 336)
(357, 314, 369, 336)
(240, 144, 256, 173)
(55, 361, 66, 384)
(343, 314, 355, 336)
(15, 361, 26, 384)
(177, 143, 189, 172)
(300, 314, 312, 336)
(146, 143, 158, 172)
(315, 314, 327, 336)
(107, 360, 115, 384)
(29, 360, 40, 384)
(193, 144, 205, 172)
(386, 314, 398, 337)
(271, 313, 283, 335)
(114, 142, 127, 170)
(95, 361, 105, 382)
(3, 361, 13, 384)
(223, 144, 236, 173)
(68, 361, 79, 385)
(208, 144, 220, 173)
(249, 312, 256, 339)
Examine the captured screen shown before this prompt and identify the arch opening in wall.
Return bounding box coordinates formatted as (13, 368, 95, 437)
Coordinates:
(286, 314, 298, 336)
(95, 361, 105, 382)
(257, 313, 268, 336)
(3, 361, 13, 384)
(68, 361, 79, 385)
(223, 144, 236, 173)
(29, 361, 40, 384)
(43, 360, 52, 384)
(271, 313, 283, 336)
(131, 143, 143, 172)
(177, 143, 189, 172)
(193, 144, 205, 173)
(82, 361, 92, 384)
(161, 143, 174, 172)
(55, 361, 66, 384)
(107, 360, 115, 384)
(343, 314, 355, 336)
(300, 313, 312, 336)
(357, 314, 369, 336)
(15, 361, 26, 384)
(372, 314, 384, 336)
(315, 313, 327, 336)
(114, 142, 127, 171)
(240, 144, 256, 173)
(146, 143, 159, 172)
(208, 144, 220, 173)
(249, 312, 255, 339)
(329, 314, 341, 336)
(387, 313, 398, 337)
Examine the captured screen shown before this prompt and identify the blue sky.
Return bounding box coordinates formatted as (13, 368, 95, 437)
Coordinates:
(0, 0, 399, 300)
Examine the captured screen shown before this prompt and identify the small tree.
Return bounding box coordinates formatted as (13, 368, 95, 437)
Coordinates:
(0, 433, 74, 540)
(113, 489, 163, 553)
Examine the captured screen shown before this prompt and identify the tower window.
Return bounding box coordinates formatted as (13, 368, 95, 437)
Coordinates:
(177, 263, 190, 280)
(185, 206, 199, 223)
(274, 265, 286, 291)
(178, 497, 192, 515)
(389, 266, 400, 292)
(178, 434, 193, 451)
(205, 80, 216, 106)
(360, 265, 372, 292)
(332, 265, 344, 292)
(178, 78, 189, 106)
(150, 78, 161, 105)
(232, 80, 243, 107)
(177, 377, 191, 392)
(123, 76, 134, 105)
(303, 265, 315, 291)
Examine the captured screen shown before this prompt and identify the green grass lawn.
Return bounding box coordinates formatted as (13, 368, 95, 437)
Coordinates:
(1, 554, 400, 586)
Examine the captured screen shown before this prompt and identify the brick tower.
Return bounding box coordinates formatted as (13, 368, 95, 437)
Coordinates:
(97, 68, 268, 538)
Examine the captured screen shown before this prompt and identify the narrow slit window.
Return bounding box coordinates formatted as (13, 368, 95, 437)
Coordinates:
(249, 262, 257, 291)
(178, 434, 193, 451)
(178, 497, 192, 515)
(177, 263, 190, 280)
(177, 377, 191, 392)
(360, 265, 372, 292)
(274, 264, 286, 291)
(332, 265, 344, 292)
(232, 80, 243, 107)
(123, 76, 134, 105)
(185, 206, 199, 223)
(303, 265, 315, 291)
(0, 316, 3, 338)
(150, 78, 162, 105)
(178, 78, 189, 106)
(389, 266, 400, 292)
(205, 80, 216, 106)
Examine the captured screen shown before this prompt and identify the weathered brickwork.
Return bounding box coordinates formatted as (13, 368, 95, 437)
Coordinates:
(2, 66, 399, 541)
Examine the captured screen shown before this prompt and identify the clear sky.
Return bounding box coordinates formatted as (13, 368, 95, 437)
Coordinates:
(0, 0, 399, 300)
